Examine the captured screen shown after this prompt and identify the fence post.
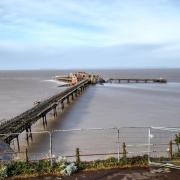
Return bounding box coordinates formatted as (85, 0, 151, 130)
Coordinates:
(122, 142, 127, 158)
(76, 148, 80, 165)
(148, 128, 151, 164)
(117, 129, 120, 162)
(49, 131, 53, 166)
(169, 140, 173, 160)
(25, 148, 29, 162)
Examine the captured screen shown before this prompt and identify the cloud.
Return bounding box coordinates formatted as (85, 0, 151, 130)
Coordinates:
(1, 0, 180, 47)
(0, 0, 180, 68)
(0, 42, 180, 69)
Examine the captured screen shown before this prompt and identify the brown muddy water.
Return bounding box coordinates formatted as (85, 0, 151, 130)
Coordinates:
(0, 69, 180, 160)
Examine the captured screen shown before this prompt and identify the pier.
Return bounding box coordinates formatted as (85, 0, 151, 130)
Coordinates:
(107, 78, 167, 83)
(0, 78, 94, 148)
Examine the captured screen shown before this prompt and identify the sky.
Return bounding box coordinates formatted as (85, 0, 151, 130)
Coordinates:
(0, 0, 180, 69)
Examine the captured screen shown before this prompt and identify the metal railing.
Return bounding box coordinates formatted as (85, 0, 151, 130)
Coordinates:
(0, 127, 180, 168)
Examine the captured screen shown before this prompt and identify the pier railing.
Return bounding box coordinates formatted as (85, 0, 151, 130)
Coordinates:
(1, 127, 180, 168)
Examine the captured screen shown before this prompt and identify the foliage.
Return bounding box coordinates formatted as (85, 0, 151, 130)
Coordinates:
(173, 151, 180, 158)
(6, 157, 77, 178)
(174, 133, 180, 152)
(0, 155, 149, 178)
(0, 163, 7, 179)
(78, 155, 148, 170)
(55, 156, 67, 164)
(6, 160, 51, 176)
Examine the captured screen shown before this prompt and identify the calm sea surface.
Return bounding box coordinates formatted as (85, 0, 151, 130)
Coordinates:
(0, 69, 180, 159)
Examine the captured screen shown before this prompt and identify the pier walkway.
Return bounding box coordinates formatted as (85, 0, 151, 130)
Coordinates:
(0, 79, 89, 146)
(107, 78, 167, 83)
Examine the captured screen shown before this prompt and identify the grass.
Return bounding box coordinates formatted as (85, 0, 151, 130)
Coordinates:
(78, 155, 148, 170)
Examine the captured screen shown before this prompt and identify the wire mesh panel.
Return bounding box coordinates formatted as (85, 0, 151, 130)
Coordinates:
(2, 127, 180, 166)
(7, 131, 51, 161)
(119, 127, 149, 157)
(149, 127, 180, 168)
(52, 128, 118, 161)
(27, 131, 51, 161)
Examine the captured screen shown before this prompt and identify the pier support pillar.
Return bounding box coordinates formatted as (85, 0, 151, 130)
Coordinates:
(61, 101, 64, 111)
(42, 116, 46, 129)
(53, 107, 57, 118)
(67, 96, 70, 104)
(16, 136, 20, 152)
(75, 91, 78, 97)
(26, 128, 29, 145)
(44, 115, 47, 126)
(29, 127, 33, 141)
(71, 93, 74, 100)
(78, 89, 81, 95)
(82, 86, 84, 92)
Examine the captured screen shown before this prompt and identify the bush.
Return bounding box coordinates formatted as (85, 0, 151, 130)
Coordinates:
(0, 163, 7, 179)
(106, 156, 117, 163)
(2, 155, 149, 178)
(78, 155, 148, 170)
(7, 161, 37, 176)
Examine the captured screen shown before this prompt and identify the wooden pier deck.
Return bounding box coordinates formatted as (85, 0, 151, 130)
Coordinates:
(107, 78, 167, 83)
(0, 79, 89, 145)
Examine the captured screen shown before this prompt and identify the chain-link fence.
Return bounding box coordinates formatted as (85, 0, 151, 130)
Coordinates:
(1, 127, 180, 168)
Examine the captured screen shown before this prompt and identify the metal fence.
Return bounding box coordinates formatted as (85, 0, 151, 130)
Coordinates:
(1, 127, 180, 168)
(149, 127, 180, 168)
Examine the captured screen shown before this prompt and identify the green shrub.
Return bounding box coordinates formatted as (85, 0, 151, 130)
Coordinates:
(106, 156, 117, 163)
(0, 163, 7, 179)
(36, 160, 51, 174)
(78, 155, 148, 170)
(6, 160, 52, 177)
(119, 157, 128, 165)
(4, 155, 149, 177)
(7, 161, 36, 176)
